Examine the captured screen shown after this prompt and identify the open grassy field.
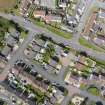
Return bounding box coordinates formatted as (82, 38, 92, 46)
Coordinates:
(0, 0, 16, 10)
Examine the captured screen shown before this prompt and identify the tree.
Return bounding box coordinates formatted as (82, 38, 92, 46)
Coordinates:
(96, 101, 103, 105)
(40, 35, 47, 41)
(10, 10, 14, 14)
(25, 30, 29, 34)
(14, 5, 18, 9)
(9, 20, 23, 32)
(80, 51, 88, 57)
(36, 76, 43, 81)
(9, 20, 16, 25)
(52, 56, 59, 62)
(47, 44, 55, 53)
(59, 43, 66, 48)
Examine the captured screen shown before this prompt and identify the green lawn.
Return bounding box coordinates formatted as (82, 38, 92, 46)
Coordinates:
(80, 83, 87, 90)
(87, 86, 100, 96)
(20, 31, 28, 39)
(88, 101, 96, 105)
(79, 37, 105, 52)
(47, 25, 72, 39)
(33, 20, 45, 27)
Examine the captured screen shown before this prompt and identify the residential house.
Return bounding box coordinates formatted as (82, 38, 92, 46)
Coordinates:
(33, 10, 62, 23)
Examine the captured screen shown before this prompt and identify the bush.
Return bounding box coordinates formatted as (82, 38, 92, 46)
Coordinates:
(25, 30, 29, 34)
(96, 101, 103, 105)
(80, 51, 88, 57)
(14, 5, 18, 9)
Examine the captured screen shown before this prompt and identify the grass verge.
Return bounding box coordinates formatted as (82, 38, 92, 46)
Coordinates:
(47, 25, 72, 39)
(79, 37, 105, 52)
(31, 18, 72, 39)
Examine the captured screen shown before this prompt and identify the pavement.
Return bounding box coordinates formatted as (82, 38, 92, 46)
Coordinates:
(0, 0, 105, 105)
